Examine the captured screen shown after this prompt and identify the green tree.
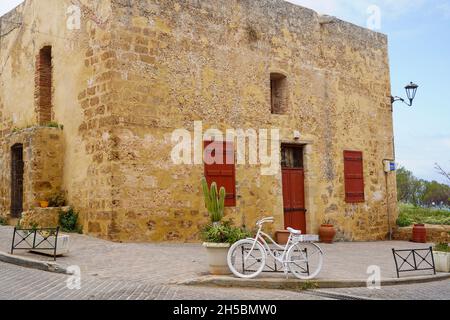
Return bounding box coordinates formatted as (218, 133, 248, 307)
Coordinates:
(421, 180, 450, 206)
(396, 167, 425, 206)
(397, 166, 450, 207)
(396, 167, 414, 203)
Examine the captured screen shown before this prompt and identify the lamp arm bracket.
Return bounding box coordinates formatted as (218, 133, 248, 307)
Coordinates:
(391, 96, 412, 107)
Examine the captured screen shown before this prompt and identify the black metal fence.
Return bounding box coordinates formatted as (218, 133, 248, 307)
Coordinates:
(392, 247, 436, 278)
(11, 227, 60, 261)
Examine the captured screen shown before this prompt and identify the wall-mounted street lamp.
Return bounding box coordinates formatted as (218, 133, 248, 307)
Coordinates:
(391, 82, 419, 106)
(388, 82, 419, 240)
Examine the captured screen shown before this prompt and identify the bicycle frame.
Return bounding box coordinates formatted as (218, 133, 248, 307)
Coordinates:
(244, 224, 296, 266)
(230, 217, 324, 280)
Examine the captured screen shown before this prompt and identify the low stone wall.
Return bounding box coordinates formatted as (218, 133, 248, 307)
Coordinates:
(20, 206, 70, 229)
(393, 225, 450, 244)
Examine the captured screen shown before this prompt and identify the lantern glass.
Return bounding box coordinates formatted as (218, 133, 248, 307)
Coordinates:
(405, 82, 418, 102)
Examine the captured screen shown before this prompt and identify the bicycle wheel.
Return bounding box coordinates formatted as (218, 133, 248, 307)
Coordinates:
(287, 242, 323, 280)
(227, 239, 266, 279)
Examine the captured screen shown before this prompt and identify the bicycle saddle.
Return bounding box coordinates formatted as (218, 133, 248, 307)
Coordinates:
(287, 227, 302, 235)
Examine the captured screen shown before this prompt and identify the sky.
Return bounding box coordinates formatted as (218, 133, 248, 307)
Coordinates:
(1, 0, 449, 184)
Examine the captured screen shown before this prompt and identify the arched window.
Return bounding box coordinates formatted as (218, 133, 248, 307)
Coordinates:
(270, 73, 288, 114)
(35, 46, 52, 125)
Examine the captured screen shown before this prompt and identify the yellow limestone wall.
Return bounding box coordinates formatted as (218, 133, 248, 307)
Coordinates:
(0, 0, 398, 242)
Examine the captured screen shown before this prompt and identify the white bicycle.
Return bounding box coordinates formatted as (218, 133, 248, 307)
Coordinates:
(227, 217, 324, 280)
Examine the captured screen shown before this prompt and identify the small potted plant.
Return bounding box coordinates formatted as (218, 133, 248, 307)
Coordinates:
(433, 243, 450, 273)
(48, 191, 66, 207)
(39, 200, 49, 208)
(319, 221, 336, 244)
(201, 178, 249, 275)
(201, 221, 250, 275)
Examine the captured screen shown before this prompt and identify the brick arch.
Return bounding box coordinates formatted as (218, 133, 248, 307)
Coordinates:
(35, 46, 53, 125)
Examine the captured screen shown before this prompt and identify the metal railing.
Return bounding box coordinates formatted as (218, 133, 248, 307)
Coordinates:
(392, 247, 436, 278)
(11, 227, 60, 261)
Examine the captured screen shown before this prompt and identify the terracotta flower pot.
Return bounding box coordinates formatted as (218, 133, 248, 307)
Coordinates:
(412, 224, 427, 243)
(319, 224, 336, 244)
(39, 201, 49, 208)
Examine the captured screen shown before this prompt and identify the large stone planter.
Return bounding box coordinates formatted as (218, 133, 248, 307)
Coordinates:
(203, 242, 231, 275)
(433, 251, 450, 273)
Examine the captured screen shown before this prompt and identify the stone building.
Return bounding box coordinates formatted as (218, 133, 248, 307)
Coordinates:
(0, 0, 397, 242)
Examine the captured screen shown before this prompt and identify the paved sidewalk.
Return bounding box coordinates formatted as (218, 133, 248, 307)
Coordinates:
(0, 262, 326, 300)
(0, 226, 444, 285)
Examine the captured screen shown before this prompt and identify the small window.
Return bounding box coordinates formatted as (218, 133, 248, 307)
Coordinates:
(270, 73, 288, 114)
(35, 46, 53, 125)
(344, 151, 365, 203)
(281, 146, 303, 169)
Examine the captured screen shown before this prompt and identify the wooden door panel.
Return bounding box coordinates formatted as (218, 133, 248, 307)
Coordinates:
(282, 171, 291, 209)
(282, 168, 306, 233)
(289, 170, 305, 209)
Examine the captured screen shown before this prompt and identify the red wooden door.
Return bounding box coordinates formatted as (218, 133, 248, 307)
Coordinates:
(281, 145, 306, 232)
(282, 168, 307, 232)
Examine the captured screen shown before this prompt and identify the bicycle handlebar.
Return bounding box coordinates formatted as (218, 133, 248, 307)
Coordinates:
(256, 217, 274, 226)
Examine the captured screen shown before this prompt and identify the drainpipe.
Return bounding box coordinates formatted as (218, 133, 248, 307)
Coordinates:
(383, 159, 395, 241)
(385, 171, 392, 240)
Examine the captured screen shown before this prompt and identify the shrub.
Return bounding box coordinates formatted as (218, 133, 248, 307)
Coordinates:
(201, 221, 251, 244)
(434, 243, 450, 253)
(398, 204, 450, 226)
(59, 208, 82, 233)
(45, 122, 64, 130)
(48, 192, 66, 207)
(396, 215, 413, 227)
(0, 216, 7, 226)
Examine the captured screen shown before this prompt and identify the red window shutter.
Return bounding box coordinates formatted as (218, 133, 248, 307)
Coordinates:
(344, 151, 365, 203)
(204, 141, 236, 207)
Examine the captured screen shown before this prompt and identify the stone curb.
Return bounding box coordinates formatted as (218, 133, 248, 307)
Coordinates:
(178, 273, 450, 290)
(0, 251, 70, 275)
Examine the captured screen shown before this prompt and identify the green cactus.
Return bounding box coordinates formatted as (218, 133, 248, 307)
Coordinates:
(201, 178, 226, 223)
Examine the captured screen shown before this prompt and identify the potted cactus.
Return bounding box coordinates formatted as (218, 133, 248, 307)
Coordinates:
(201, 178, 249, 275)
(201, 178, 230, 275)
(202, 178, 225, 226)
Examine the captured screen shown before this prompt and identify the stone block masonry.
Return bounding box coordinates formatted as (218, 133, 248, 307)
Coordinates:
(0, 127, 64, 216)
(394, 225, 450, 244)
(0, 0, 397, 243)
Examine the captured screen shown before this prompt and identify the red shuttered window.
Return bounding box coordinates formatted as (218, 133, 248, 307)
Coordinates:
(344, 151, 365, 203)
(204, 141, 236, 207)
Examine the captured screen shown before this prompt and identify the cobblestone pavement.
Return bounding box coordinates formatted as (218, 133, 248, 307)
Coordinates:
(317, 280, 450, 300)
(1, 261, 448, 300)
(0, 262, 324, 300)
(0, 226, 439, 283)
